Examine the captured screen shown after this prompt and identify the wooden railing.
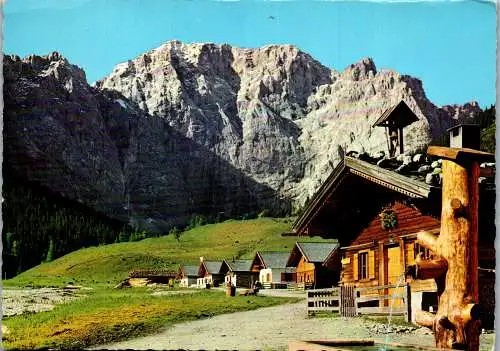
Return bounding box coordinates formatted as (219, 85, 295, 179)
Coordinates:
(354, 283, 411, 322)
(306, 283, 411, 322)
(307, 288, 340, 315)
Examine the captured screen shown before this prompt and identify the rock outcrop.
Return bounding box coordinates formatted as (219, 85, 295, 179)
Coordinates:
(4, 42, 483, 231)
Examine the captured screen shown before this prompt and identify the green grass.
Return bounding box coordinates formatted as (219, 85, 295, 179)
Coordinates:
(5, 217, 336, 287)
(2, 287, 299, 350)
(361, 315, 414, 327)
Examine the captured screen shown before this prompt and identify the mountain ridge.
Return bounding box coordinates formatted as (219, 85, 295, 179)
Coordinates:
(3, 42, 483, 231)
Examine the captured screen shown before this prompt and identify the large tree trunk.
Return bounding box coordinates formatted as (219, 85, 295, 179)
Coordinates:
(407, 146, 493, 351)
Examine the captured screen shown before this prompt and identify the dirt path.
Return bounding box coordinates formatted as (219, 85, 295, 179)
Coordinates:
(95, 291, 495, 350)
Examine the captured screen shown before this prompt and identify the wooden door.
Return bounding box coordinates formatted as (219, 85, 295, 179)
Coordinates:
(387, 246, 403, 308)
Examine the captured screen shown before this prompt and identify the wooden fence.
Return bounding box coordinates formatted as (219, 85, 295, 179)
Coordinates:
(307, 287, 340, 315)
(306, 283, 411, 322)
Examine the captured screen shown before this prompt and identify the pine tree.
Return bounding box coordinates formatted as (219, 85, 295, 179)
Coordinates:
(46, 237, 54, 263)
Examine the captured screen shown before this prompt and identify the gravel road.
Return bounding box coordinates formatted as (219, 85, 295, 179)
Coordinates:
(95, 290, 495, 351)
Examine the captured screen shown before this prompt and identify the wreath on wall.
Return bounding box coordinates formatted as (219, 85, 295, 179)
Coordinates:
(380, 209, 398, 230)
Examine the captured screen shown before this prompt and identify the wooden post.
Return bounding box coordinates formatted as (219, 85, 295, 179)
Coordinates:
(407, 146, 494, 351)
(404, 283, 412, 323)
(398, 127, 404, 155)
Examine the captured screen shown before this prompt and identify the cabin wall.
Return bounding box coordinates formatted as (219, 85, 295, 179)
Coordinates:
(227, 272, 258, 288)
(315, 265, 340, 288)
(296, 257, 315, 284)
(180, 277, 197, 287)
(259, 268, 289, 283)
(342, 240, 437, 292)
(351, 202, 440, 246)
(341, 246, 380, 295)
(259, 268, 273, 283)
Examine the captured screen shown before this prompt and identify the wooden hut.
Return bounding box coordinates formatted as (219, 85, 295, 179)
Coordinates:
(286, 242, 341, 289)
(222, 259, 259, 288)
(178, 265, 199, 288)
(292, 154, 495, 324)
(250, 251, 296, 288)
(196, 257, 224, 288)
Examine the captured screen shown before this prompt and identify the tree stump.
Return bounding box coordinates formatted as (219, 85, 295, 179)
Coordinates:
(406, 147, 494, 351)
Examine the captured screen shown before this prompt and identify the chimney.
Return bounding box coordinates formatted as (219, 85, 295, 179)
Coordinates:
(447, 124, 481, 150)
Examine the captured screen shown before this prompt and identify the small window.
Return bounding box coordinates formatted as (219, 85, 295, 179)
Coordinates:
(415, 243, 431, 259)
(359, 252, 368, 280)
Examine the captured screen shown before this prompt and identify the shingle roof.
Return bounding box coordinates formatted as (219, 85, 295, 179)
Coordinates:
(372, 100, 419, 128)
(297, 242, 339, 263)
(182, 265, 199, 277)
(258, 251, 291, 269)
(203, 261, 223, 274)
(225, 259, 253, 272)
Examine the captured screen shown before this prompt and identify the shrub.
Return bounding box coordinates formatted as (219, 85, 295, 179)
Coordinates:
(45, 237, 54, 262)
(258, 209, 269, 218)
(169, 227, 182, 241)
(129, 231, 148, 242)
(118, 231, 130, 243)
(186, 214, 206, 230)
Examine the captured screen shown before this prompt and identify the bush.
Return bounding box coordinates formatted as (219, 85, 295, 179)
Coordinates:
(45, 237, 54, 262)
(169, 227, 182, 241)
(129, 231, 148, 242)
(186, 214, 206, 230)
(118, 231, 130, 243)
(258, 209, 269, 218)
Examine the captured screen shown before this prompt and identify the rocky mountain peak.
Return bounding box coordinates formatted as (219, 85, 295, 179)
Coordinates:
(4, 42, 485, 231)
(343, 57, 377, 81)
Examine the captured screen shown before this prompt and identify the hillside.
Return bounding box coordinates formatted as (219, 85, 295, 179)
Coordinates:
(5, 218, 335, 287)
(4, 44, 483, 234)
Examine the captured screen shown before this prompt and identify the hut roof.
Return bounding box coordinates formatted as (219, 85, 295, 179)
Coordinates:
(372, 100, 419, 128)
(181, 265, 200, 277)
(297, 242, 340, 263)
(286, 242, 339, 267)
(257, 251, 291, 269)
(291, 153, 495, 247)
(224, 259, 253, 272)
(202, 261, 224, 274)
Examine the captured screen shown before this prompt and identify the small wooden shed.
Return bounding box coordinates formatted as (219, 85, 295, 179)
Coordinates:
(197, 257, 224, 288)
(286, 242, 341, 289)
(251, 251, 296, 287)
(222, 259, 259, 288)
(178, 265, 199, 288)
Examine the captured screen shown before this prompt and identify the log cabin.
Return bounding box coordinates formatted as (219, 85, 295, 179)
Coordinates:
(178, 265, 199, 288)
(250, 251, 297, 288)
(293, 154, 495, 324)
(196, 257, 224, 288)
(285, 242, 341, 289)
(221, 259, 259, 288)
(292, 138, 495, 326)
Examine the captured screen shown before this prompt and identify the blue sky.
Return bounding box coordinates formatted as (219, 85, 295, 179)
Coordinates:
(4, 0, 496, 107)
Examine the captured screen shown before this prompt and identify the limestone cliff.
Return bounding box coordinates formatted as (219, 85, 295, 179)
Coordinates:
(4, 42, 482, 231)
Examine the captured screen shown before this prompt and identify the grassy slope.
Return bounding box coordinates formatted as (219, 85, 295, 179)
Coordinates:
(3, 288, 299, 350)
(6, 217, 335, 287)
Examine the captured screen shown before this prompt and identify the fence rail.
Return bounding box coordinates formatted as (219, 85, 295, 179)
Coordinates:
(307, 287, 340, 315)
(306, 283, 411, 322)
